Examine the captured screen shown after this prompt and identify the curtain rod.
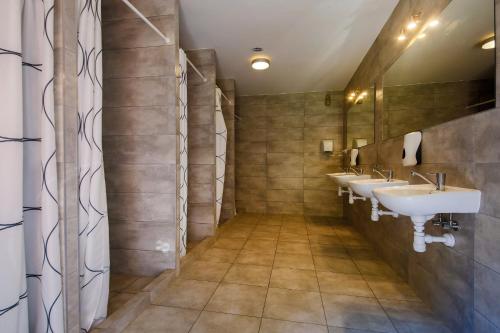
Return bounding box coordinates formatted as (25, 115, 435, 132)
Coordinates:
(121, 0, 173, 45)
(119, 0, 232, 106)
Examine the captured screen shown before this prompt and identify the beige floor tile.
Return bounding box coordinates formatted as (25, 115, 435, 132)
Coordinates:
(274, 253, 314, 270)
(308, 234, 343, 245)
(317, 272, 373, 297)
(110, 274, 138, 292)
(314, 256, 360, 274)
(223, 264, 272, 286)
(311, 244, 350, 258)
(307, 226, 337, 236)
(328, 326, 378, 332)
(260, 318, 328, 333)
(366, 277, 419, 301)
(279, 232, 309, 243)
(236, 250, 275, 266)
(255, 225, 282, 233)
(277, 241, 311, 255)
(263, 288, 326, 325)
(213, 237, 247, 249)
(347, 248, 380, 260)
(121, 276, 155, 293)
(123, 305, 199, 333)
(199, 248, 239, 263)
(250, 230, 280, 240)
(340, 236, 372, 249)
(270, 267, 319, 291)
(108, 292, 135, 315)
(322, 294, 396, 332)
(190, 311, 261, 333)
(180, 261, 231, 282)
(280, 226, 308, 235)
(379, 299, 452, 333)
(243, 239, 277, 254)
(218, 229, 252, 239)
(354, 259, 395, 277)
(259, 215, 283, 225)
(205, 283, 267, 316)
(152, 279, 218, 310)
(281, 215, 306, 224)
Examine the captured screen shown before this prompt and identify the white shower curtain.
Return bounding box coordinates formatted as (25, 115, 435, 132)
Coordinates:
(178, 49, 188, 256)
(215, 88, 227, 224)
(77, 0, 110, 330)
(0, 0, 63, 332)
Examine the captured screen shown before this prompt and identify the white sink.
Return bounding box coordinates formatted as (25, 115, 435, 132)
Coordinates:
(326, 172, 371, 187)
(348, 178, 409, 199)
(373, 184, 481, 252)
(373, 184, 481, 217)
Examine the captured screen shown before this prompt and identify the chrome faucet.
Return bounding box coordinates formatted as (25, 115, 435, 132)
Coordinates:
(347, 166, 364, 176)
(372, 167, 393, 182)
(410, 171, 446, 191)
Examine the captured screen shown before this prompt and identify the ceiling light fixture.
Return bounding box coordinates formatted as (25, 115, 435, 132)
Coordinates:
(481, 36, 495, 50)
(251, 58, 270, 70)
(428, 19, 440, 28)
(397, 29, 407, 41)
(407, 13, 421, 30)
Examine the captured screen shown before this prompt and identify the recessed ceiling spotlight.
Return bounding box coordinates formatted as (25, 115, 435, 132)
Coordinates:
(428, 19, 440, 28)
(251, 58, 270, 70)
(397, 30, 407, 41)
(407, 14, 421, 30)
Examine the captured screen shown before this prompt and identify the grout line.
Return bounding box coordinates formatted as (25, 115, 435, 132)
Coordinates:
(258, 214, 281, 332)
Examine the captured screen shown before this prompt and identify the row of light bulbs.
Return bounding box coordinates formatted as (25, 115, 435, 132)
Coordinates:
(397, 13, 440, 42)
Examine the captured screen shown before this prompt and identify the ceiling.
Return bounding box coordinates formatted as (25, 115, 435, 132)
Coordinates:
(385, 0, 495, 86)
(179, 0, 399, 96)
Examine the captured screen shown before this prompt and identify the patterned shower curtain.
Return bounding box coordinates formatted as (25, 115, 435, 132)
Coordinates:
(0, 0, 63, 332)
(77, 0, 110, 330)
(215, 88, 227, 224)
(178, 49, 188, 256)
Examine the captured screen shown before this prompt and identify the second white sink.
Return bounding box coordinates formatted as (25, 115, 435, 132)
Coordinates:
(348, 178, 409, 198)
(327, 172, 371, 187)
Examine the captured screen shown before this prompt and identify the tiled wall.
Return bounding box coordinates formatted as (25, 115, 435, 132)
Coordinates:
(54, 0, 79, 330)
(384, 79, 494, 139)
(186, 49, 217, 241)
(102, 0, 179, 276)
(343, 0, 500, 332)
(235, 92, 344, 216)
(217, 79, 236, 221)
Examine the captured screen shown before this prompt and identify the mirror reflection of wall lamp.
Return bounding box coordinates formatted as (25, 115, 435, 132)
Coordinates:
(347, 90, 368, 104)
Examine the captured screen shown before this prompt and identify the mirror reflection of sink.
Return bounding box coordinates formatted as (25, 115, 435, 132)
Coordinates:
(372, 184, 481, 217)
(326, 172, 371, 187)
(348, 178, 408, 198)
(373, 184, 481, 252)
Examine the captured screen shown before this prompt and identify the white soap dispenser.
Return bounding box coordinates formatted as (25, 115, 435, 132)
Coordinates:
(402, 131, 422, 166)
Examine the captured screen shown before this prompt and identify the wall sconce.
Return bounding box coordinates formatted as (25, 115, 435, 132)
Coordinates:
(347, 90, 368, 104)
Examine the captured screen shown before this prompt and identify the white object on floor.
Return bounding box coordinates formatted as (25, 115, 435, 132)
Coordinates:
(215, 88, 227, 225)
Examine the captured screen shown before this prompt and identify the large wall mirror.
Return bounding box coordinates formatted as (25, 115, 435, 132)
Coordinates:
(383, 0, 495, 140)
(347, 86, 375, 149)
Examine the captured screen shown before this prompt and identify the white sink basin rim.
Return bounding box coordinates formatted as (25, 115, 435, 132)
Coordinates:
(348, 178, 409, 199)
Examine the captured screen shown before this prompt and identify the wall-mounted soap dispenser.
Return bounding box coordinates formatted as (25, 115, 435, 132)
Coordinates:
(350, 149, 359, 166)
(402, 131, 422, 166)
(321, 140, 334, 155)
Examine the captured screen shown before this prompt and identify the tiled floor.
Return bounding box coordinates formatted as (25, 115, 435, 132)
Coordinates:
(122, 213, 452, 333)
(108, 273, 154, 316)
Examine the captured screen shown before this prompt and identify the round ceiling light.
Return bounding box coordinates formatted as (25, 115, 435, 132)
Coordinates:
(251, 58, 270, 70)
(482, 39, 495, 50)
